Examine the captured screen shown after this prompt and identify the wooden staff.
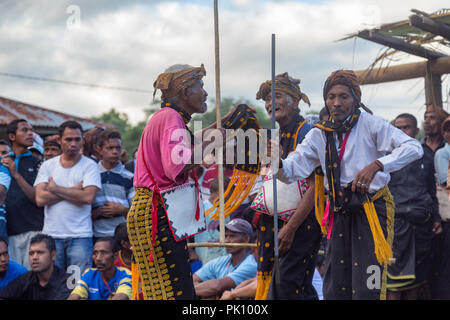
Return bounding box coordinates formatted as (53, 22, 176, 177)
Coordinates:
(213, 0, 226, 244)
(271, 34, 280, 284)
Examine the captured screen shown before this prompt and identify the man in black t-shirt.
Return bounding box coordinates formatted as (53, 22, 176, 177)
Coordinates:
(1, 119, 44, 270)
(0, 234, 70, 300)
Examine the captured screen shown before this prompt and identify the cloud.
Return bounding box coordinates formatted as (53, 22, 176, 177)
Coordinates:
(0, 0, 448, 126)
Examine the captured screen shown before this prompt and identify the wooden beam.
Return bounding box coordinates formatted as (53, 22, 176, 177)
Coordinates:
(357, 29, 447, 60)
(425, 61, 443, 107)
(355, 56, 450, 85)
(409, 14, 450, 41)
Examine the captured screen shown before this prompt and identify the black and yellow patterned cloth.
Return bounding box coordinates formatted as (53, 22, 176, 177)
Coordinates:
(322, 186, 395, 300)
(206, 104, 262, 220)
(127, 188, 196, 300)
(255, 113, 321, 300)
(314, 109, 361, 213)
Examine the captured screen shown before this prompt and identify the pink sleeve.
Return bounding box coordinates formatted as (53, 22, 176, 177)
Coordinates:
(159, 120, 193, 184)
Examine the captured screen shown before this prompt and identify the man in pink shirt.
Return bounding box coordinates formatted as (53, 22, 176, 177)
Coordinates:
(128, 64, 234, 300)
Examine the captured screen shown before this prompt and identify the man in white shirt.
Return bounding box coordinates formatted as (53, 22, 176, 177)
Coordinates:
(35, 121, 101, 273)
(275, 70, 423, 300)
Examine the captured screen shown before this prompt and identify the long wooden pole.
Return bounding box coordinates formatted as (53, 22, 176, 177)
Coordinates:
(271, 34, 280, 285)
(213, 0, 226, 244)
(354, 56, 450, 84)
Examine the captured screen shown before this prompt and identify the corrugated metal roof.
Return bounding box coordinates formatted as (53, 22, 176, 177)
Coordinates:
(0, 95, 113, 130)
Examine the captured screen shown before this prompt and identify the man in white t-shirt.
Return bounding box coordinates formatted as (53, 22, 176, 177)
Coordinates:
(35, 121, 101, 273)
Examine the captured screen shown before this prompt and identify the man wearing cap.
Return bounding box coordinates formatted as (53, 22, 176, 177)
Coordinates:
(254, 72, 321, 300)
(193, 218, 257, 300)
(273, 70, 423, 300)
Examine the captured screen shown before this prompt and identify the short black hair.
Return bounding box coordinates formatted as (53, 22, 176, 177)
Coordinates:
(394, 113, 418, 128)
(97, 129, 122, 148)
(114, 223, 129, 245)
(94, 237, 119, 253)
(58, 120, 83, 137)
(6, 119, 28, 136)
(30, 234, 56, 253)
(0, 236, 8, 247)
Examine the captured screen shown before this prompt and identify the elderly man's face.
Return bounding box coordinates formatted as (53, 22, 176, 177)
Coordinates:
(326, 85, 357, 124)
(265, 91, 298, 125)
(185, 80, 208, 115)
(423, 112, 441, 137)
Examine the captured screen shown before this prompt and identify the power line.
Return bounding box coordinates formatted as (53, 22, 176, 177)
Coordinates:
(0, 71, 152, 94)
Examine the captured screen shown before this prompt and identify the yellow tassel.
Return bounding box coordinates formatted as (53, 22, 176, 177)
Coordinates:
(255, 271, 272, 300)
(314, 173, 328, 235)
(207, 169, 259, 221)
(131, 262, 140, 300)
(363, 196, 393, 265)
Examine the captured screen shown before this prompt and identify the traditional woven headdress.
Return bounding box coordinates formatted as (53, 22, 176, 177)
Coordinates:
(153, 64, 206, 100)
(256, 72, 311, 106)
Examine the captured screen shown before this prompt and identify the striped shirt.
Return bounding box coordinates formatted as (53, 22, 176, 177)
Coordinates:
(71, 267, 132, 300)
(92, 161, 134, 237)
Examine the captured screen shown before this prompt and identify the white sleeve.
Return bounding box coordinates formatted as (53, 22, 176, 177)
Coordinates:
(277, 129, 321, 184)
(82, 160, 102, 189)
(372, 117, 424, 173)
(33, 160, 50, 187)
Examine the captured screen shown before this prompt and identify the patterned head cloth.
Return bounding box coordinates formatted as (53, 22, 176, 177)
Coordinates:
(323, 69, 361, 102)
(153, 64, 206, 100)
(256, 72, 311, 106)
(425, 104, 449, 123)
(323, 69, 374, 115)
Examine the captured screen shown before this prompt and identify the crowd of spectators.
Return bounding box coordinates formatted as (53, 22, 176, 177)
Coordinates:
(0, 106, 449, 300)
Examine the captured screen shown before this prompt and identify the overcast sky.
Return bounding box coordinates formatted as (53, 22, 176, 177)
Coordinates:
(0, 0, 449, 126)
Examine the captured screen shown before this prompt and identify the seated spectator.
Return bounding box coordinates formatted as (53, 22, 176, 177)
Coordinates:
(193, 218, 257, 299)
(43, 138, 61, 161)
(114, 223, 145, 300)
(34, 121, 101, 273)
(0, 236, 27, 290)
(92, 130, 134, 238)
(113, 223, 131, 270)
(68, 237, 132, 300)
(0, 234, 71, 300)
(0, 140, 11, 240)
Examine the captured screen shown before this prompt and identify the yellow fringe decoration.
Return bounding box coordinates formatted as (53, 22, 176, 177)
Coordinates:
(254, 271, 272, 300)
(314, 173, 328, 235)
(362, 191, 393, 266)
(206, 169, 259, 221)
(131, 262, 140, 300)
